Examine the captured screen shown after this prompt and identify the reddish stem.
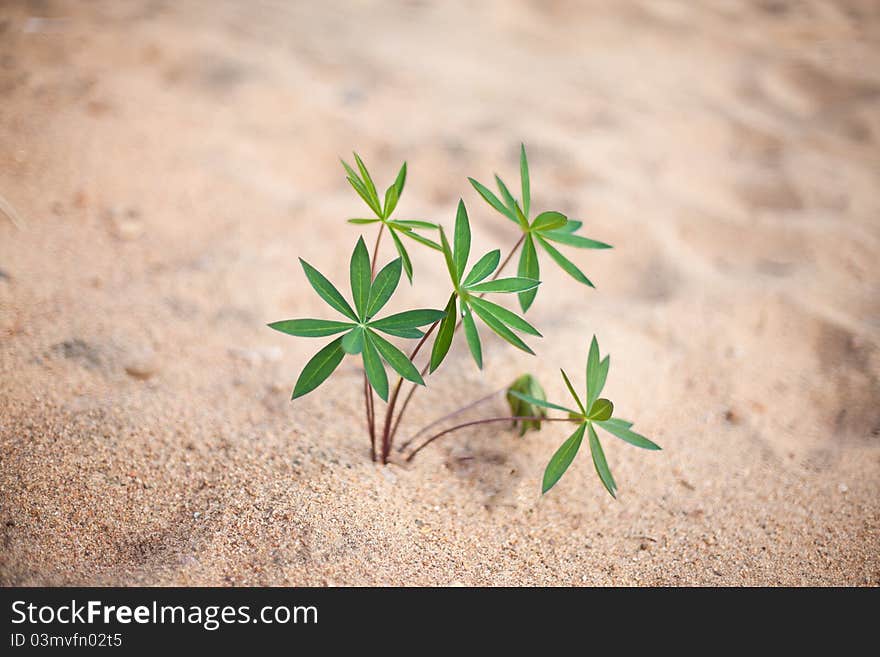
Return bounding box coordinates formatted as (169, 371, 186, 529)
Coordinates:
(405, 416, 576, 462)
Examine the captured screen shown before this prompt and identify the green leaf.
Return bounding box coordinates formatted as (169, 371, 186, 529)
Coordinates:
(439, 227, 458, 284)
(392, 161, 407, 197)
(268, 318, 353, 337)
(470, 302, 534, 354)
(373, 326, 423, 339)
(588, 423, 617, 498)
(536, 235, 594, 288)
(517, 235, 539, 312)
(361, 333, 388, 401)
(346, 176, 382, 217)
(542, 230, 612, 250)
(389, 220, 438, 230)
(292, 337, 346, 399)
(597, 419, 661, 450)
(466, 277, 539, 294)
(383, 184, 399, 219)
(587, 398, 613, 422)
(542, 423, 586, 494)
(368, 329, 424, 385)
(342, 326, 365, 355)
(531, 211, 567, 232)
(468, 297, 541, 336)
(429, 293, 458, 373)
(560, 369, 586, 414)
(468, 177, 517, 223)
(589, 355, 610, 409)
(508, 390, 578, 415)
(340, 158, 362, 184)
(557, 219, 582, 233)
(347, 218, 381, 225)
(461, 303, 482, 369)
(370, 309, 446, 331)
(520, 144, 530, 219)
(494, 174, 517, 212)
(390, 229, 414, 283)
(366, 258, 402, 318)
(401, 230, 442, 251)
(349, 237, 372, 320)
(585, 336, 603, 408)
(462, 249, 500, 287)
(453, 200, 471, 280)
(353, 152, 380, 211)
(299, 258, 358, 321)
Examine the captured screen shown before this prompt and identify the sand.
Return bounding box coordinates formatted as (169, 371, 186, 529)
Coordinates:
(1, 0, 878, 586)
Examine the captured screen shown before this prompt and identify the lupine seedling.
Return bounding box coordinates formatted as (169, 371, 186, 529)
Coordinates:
(469, 145, 612, 311)
(269, 145, 661, 497)
(509, 336, 660, 496)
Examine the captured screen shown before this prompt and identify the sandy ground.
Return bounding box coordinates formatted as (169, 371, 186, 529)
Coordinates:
(1, 0, 879, 586)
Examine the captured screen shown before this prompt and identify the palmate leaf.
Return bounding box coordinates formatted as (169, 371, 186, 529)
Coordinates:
(429, 293, 458, 373)
(361, 333, 389, 401)
(389, 229, 414, 283)
(517, 234, 539, 312)
(342, 326, 365, 355)
(542, 423, 586, 494)
(508, 390, 578, 415)
(299, 258, 358, 321)
(268, 318, 353, 338)
(531, 210, 567, 232)
(469, 302, 534, 355)
(585, 336, 605, 409)
(368, 329, 424, 385)
(461, 302, 482, 369)
(383, 185, 399, 219)
(560, 369, 586, 415)
(542, 230, 612, 250)
(453, 200, 471, 280)
(597, 418, 661, 450)
(494, 174, 517, 214)
(400, 229, 442, 251)
(392, 161, 407, 197)
(350, 237, 372, 320)
(366, 258, 402, 319)
(467, 297, 541, 336)
(352, 152, 380, 211)
(369, 309, 445, 333)
(292, 337, 346, 400)
(468, 177, 516, 223)
(588, 423, 617, 498)
(465, 277, 539, 294)
(520, 143, 530, 218)
(535, 235, 594, 288)
(588, 398, 614, 422)
(438, 228, 458, 285)
(462, 249, 500, 287)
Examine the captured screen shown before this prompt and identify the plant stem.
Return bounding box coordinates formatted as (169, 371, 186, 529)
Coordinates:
(380, 320, 438, 463)
(364, 373, 376, 461)
(363, 222, 386, 457)
(396, 386, 506, 453)
(383, 233, 527, 449)
(405, 416, 576, 462)
(370, 222, 385, 277)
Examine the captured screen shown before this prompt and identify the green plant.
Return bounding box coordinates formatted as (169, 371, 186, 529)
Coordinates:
(269, 147, 660, 496)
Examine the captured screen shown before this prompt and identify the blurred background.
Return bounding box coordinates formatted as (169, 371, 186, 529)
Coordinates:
(1, 1, 878, 585)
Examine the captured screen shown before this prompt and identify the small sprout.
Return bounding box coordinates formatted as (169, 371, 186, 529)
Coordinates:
(506, 374, 548, 436)
(508, 335, 660, 497)
(469, 144, 612, 312)
(270, 145, 663, 495)
(429, 200, 541, 372)
(341, 153, 440, 282)
(268, 236, 445, 401)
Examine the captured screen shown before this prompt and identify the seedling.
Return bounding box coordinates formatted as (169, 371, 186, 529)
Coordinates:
(269, 147, 661, 497)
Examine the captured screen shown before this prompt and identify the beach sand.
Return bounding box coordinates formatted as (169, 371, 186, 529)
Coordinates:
(1, 0, 878, 585)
